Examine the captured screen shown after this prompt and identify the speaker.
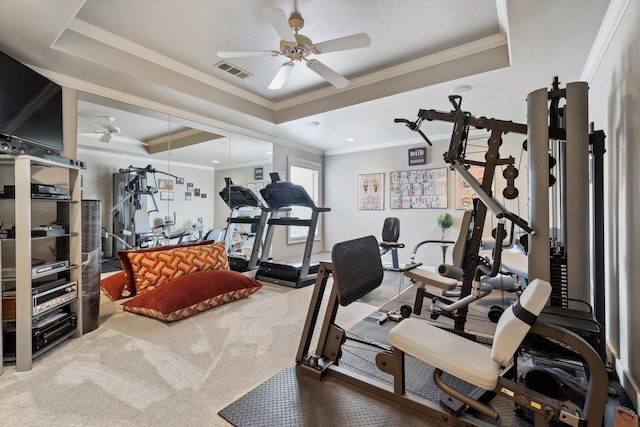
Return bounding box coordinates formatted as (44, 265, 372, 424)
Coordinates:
(81, 200, 101, 333)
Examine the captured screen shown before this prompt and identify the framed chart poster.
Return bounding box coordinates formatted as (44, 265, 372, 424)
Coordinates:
(456, 165, 484, 209)
(389, 167, 447, 209)
(358, 173, 384, 210)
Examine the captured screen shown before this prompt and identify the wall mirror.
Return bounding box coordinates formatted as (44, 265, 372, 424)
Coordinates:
(76, 92, 272, 257)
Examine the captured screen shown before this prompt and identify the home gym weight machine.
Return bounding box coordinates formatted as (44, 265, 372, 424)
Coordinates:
(396, 94, 533, 332)
(297, 236, 607, 427)
(295, 81, 608, 426)
(110, 164, 186, 252)
(393, 79, 605, 349)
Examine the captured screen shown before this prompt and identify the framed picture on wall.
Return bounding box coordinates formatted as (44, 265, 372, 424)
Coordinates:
(389, 167, 447, 209)
(358, 173, 384, 210)
(456, 165, 484, 209)
(159, 191, 174, 201)
(158, 179, 173, 190)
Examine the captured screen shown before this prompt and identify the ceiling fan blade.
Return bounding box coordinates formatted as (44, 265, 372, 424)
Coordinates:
(268, 62, 295, 90)
(99, 133, 112, 143)
(306, 59, 349, 89)
(262, 7, 296, 43)
(218, 50, 280, 58)
(313, 33, 371, 54)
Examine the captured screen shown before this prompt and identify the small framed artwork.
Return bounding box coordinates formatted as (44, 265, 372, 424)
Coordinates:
(159, 191, 174, 201)
(158, 179, 173, 190)
(185, 191, 192, 201)
(176, 177, 185, 185)
(255, 167, 264, 180)
(194, 188, 201, 197)
(358, 173, 384, 210)
(456, 165, 484, 209)
(200, 193, 207, 199)
(187, 182, 194, 191)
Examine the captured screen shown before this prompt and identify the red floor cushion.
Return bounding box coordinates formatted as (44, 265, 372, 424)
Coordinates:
(100, 270, 129, 301)
(121, 269, 262, 321)
(118, 241, 229, 296)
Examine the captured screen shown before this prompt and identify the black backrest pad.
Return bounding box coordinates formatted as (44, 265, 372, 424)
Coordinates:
(331, 235, 384, 306)
(381, 217, 400, 243)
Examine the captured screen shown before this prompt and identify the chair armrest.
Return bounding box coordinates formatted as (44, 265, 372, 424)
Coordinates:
(380, 241, 405, 249)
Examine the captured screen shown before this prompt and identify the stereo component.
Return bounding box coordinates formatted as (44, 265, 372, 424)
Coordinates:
(32, 260, 69, 278)
(2, 312, 77, 356)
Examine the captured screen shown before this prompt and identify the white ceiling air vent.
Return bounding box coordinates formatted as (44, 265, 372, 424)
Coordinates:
(214, 61, 252, 79)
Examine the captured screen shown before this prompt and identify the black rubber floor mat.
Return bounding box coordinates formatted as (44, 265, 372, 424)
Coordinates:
(218, 364, 449, 427)
(219, 313, 533, 427)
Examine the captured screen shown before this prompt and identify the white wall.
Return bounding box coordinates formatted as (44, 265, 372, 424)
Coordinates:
(324, 133, 528, 269)
(588, 0, 640, 407)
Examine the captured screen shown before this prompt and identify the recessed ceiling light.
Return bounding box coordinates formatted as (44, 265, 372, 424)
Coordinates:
(212, 160, 220, 164)
(451, 84, 473, 94)
(306, 121, 320, 127)
(346, 137, 356, 142)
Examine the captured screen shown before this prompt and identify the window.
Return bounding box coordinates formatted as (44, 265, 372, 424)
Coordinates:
(288, 157, 321, 242)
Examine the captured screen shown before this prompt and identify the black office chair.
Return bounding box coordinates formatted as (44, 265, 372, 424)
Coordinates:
(379, 217, 404, 270)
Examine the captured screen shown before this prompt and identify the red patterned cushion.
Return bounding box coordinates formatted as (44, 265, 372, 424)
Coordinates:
(118, 240, 218, 296)
(121, 270, 262, 321)
(127, 241, 229, 295)
(100, 270, 129, 301)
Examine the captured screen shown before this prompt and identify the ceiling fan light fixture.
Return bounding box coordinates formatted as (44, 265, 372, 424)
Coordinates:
(218, 7, 369, 90)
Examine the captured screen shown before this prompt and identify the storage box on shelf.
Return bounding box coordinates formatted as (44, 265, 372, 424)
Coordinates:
(0, 155, 82, 374)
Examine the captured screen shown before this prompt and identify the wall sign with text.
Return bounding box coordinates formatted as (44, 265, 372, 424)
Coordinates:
(408, 147, 427, 166)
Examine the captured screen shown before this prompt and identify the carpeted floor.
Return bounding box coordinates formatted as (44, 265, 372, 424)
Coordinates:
(1, 269, 633, 426)
(0, 278, 377, 427)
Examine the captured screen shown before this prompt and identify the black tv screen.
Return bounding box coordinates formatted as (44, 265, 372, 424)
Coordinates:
(0, 50, 63, 152)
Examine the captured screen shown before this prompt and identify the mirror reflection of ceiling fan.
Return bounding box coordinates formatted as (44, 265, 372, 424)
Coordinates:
(78, 116, 147, 145)
(218, 7, 371, 90)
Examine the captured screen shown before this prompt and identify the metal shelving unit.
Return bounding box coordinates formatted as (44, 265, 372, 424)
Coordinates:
(0, 155, 82, 373)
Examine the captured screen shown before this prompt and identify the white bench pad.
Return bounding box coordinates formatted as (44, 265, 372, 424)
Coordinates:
(403, 267, 458, 291)
(389, 318, 501, 390)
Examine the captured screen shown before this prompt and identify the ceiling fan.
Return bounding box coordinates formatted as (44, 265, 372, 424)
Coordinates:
(78, 116, 147, 145)
(218, 7, 371, 90)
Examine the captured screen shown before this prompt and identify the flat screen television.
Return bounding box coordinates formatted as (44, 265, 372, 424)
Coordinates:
(0, 50, 63, 152)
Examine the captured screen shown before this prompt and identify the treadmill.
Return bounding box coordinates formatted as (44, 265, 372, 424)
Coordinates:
(255, 173, 331, 288)
(219, 178, 270, 272)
